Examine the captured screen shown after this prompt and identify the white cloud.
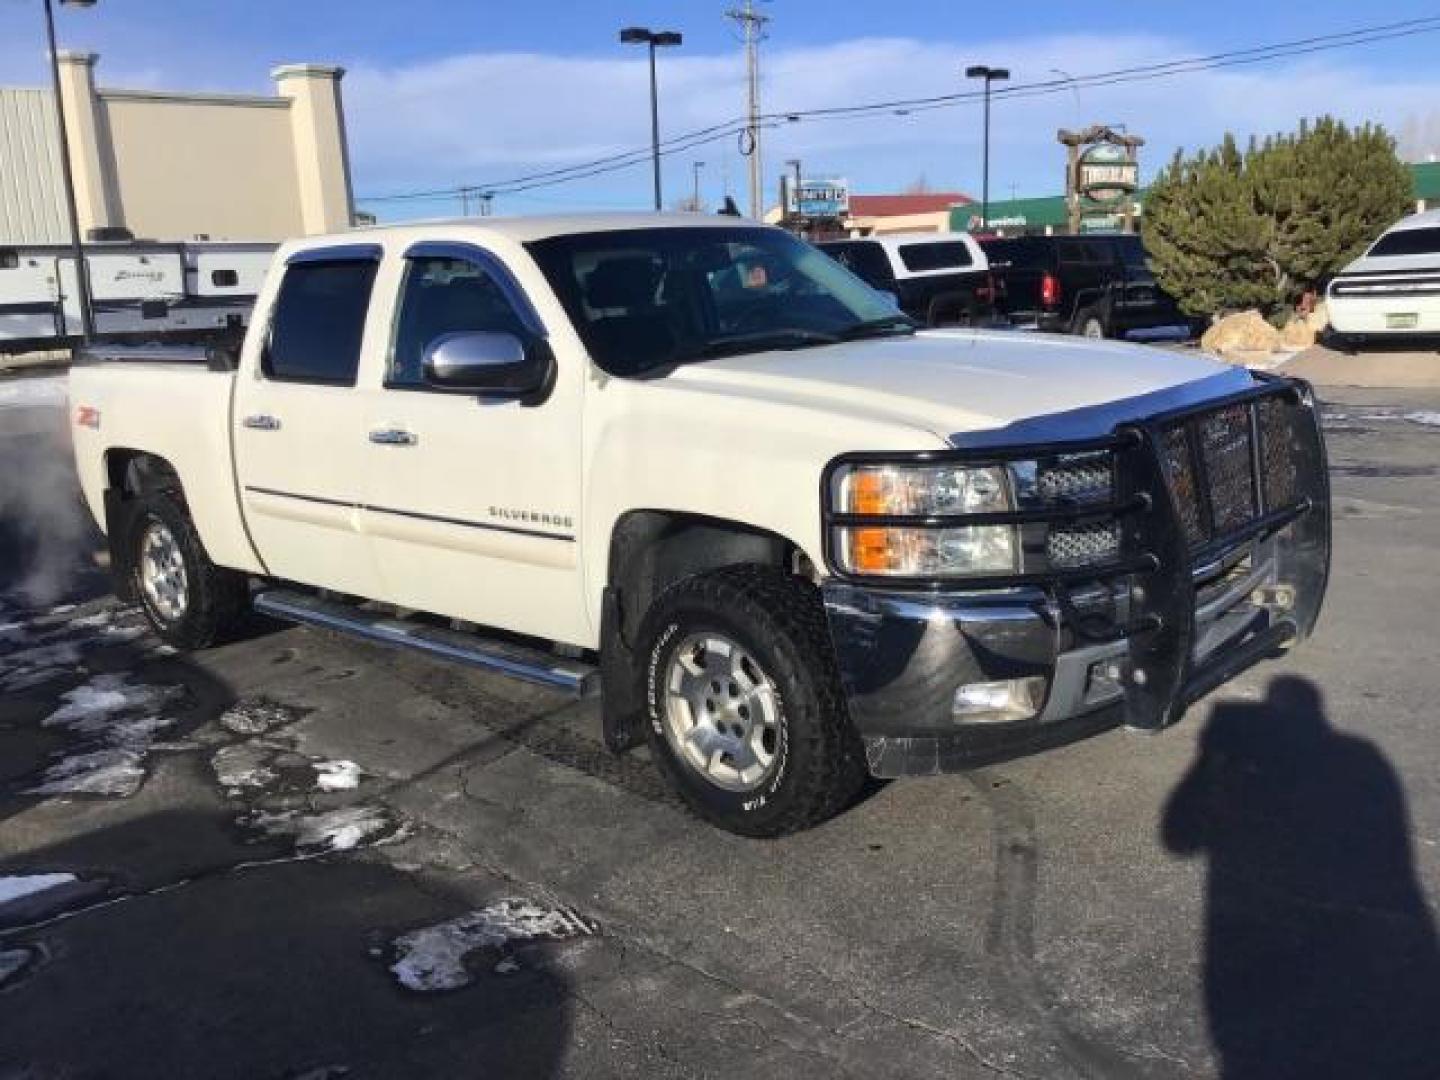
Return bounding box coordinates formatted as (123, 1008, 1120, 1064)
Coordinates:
(344, 31, 1440, 215)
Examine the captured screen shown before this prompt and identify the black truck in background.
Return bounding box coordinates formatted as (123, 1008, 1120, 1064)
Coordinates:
(981, 234, 1191, 339)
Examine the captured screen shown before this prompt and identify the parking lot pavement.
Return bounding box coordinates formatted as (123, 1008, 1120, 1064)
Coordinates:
(3, 382, 1440, 1079)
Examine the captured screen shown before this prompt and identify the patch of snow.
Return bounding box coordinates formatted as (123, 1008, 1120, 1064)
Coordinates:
(390, 899, 599, 992)
(211, 743, 279, 792)
(1404, 410, 1440, 428)
(0, 948, 34, 985)
(314, 759, 362, 792)
(27, 672, 184, 799)
(27, 748, 146, 797)
(244, 805, 404, 853)
(219, 698, 301, 736)
(44, 672, 182, 730)
(0, 873, 77, 905)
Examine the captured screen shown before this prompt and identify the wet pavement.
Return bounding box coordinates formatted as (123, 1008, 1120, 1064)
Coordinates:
(2, 379, 1440, 1078)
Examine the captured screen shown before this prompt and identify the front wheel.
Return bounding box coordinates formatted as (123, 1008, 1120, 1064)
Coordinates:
(637, 567, 865, 837)
(128, 490, 247, 650)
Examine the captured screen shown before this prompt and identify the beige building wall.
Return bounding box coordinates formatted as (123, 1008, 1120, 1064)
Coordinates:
(100, 89, 305, 239)
(1, 52, 354, 244)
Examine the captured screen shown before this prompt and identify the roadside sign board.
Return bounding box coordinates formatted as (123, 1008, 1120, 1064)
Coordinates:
(787, 177, 850, 218)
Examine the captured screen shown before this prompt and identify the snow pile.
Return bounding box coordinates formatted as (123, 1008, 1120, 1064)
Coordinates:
(242, 805, 405, 853)
(390, 899, 599, 992)
(28, 672, 183, 797)
(1404, 411, 1440, 428)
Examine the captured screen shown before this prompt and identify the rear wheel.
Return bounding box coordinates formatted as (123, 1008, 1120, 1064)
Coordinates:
(637, 566, 865, 837)
(128, 489, 247, 650)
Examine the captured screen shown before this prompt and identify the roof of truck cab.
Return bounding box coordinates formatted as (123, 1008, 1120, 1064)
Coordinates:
(293, 213, 766, 249)
(1385, 208, 1440, 231)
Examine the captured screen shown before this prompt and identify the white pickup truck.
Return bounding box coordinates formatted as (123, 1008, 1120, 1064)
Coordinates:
(70, 214, 1332, 836)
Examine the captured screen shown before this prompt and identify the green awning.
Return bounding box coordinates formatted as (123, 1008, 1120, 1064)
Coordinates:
(950, 196, 1068, 232)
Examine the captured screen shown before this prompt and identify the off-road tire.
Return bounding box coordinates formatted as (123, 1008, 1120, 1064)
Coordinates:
(637, 566, 865, 837)
(128, 489, 247, 650)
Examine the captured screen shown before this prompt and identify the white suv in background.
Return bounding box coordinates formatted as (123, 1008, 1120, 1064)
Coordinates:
(1327, 209, 1440, 347)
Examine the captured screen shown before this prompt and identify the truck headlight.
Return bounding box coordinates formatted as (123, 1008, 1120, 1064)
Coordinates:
(831, 464, 1017, 577)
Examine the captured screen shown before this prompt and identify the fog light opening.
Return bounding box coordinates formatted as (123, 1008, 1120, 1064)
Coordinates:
(953, 677, 1046, 724)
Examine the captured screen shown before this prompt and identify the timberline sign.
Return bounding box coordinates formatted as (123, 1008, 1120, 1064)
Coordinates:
(1078, 143, 1139, 205)
(1059, 124, 1144, 234)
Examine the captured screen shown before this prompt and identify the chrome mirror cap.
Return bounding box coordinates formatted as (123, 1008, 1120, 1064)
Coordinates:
(421, 331, 551, 396)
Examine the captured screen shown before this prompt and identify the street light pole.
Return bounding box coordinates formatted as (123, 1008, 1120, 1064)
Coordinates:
(964, 64, 1009, 235)
(691, 160, 704, 211)
(43, 0, 97, 344)
(620, 27, 682, 211)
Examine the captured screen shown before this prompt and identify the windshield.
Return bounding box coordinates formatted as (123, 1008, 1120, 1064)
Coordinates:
(527, 227, 905, 376)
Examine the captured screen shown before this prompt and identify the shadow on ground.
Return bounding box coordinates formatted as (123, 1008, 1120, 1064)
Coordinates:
(1163, 676, 1440, 1079)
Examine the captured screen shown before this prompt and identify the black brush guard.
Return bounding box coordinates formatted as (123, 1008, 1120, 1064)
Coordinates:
(821, 375, 1331, 733)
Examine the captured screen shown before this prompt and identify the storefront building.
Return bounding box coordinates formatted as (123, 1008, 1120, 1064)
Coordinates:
(0, 52, 355, 244)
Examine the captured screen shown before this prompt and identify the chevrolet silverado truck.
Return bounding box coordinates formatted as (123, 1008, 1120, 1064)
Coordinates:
(70, 214, 1331, 837)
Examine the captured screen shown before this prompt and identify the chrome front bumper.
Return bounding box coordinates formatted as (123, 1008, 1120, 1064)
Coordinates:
(823, 543, 1299, 777)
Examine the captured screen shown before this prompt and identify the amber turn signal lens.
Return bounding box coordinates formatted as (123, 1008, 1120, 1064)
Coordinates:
(848, 527, 894, 573)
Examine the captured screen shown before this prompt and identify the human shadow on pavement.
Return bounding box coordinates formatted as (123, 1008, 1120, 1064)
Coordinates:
(0, 810, 575, 1080)
(1162, 676, 1440, 1079)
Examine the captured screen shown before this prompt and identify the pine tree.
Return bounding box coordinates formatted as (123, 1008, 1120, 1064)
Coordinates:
(1144, 118, 1412, 320)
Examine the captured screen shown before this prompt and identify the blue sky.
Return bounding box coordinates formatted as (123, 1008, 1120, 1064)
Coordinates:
(3, 0, 1439, 219)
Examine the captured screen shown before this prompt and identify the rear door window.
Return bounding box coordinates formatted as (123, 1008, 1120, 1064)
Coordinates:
(982, 238, 1050, 270)
(820, 242, 895, 288)
(263, 259, 377, 385)
(896, 241, 975, 273)
(1368, 227, 1440, 257)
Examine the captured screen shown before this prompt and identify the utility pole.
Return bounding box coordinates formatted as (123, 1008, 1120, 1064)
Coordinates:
(726, 0, 769, 219)
(691, 160, 705, 211)
(459, 188, 471, 216)
(479, 192, 494, 217)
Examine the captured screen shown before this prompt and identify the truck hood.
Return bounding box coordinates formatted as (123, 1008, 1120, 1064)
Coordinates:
(658, 329, 1251, 444)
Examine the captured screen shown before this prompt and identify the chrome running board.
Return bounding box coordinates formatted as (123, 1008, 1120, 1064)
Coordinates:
(253, 588, 598, 697)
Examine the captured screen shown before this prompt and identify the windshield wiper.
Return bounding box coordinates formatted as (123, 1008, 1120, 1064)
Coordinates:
(837, 314, 919, 340)
(679, 328, 840, 361)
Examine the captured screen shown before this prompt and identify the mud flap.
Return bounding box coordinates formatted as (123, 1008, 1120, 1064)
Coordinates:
(599, 587, 646, 753)
(103, 488, 140, 602)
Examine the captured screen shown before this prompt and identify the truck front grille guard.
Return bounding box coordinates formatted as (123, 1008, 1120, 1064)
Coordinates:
(821, 375, 1332, 730)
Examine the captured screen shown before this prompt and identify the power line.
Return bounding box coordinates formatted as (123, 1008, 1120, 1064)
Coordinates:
(357, 15, 1440, 206)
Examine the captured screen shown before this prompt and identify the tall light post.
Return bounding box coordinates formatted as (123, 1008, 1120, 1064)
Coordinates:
(691, 160, 705, 211)
(43, 0, 97, 343)
(784, 157, 802, 234)
(964, 64, 1009, 235)
(619, 26, 682, 211)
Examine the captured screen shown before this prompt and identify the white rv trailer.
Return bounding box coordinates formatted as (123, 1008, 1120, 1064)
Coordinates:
(0, 240, 275, 354)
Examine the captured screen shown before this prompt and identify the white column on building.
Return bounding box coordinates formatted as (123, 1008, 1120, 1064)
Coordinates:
(54, 50, 121, 236)
(272, 64, 355, 234)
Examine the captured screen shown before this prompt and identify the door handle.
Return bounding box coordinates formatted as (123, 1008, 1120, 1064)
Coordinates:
(242, 413, 281, 431)
(368, 427, 418, 447)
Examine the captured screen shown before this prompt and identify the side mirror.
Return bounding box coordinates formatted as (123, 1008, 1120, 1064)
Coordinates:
(422, 331, 553, 397)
